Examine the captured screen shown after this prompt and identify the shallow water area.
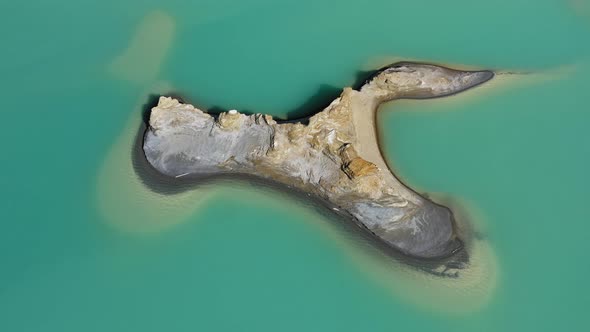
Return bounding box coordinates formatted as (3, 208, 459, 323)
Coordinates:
(1, 1, 589, 331)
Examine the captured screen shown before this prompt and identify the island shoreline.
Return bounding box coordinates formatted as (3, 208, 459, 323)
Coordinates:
(132, 62, 495, 276)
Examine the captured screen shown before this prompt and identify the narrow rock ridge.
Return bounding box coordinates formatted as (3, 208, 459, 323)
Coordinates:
(143, 62, 493, 259)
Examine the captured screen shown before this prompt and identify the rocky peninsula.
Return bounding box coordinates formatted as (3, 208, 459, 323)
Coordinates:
(143, 62, 493, 260)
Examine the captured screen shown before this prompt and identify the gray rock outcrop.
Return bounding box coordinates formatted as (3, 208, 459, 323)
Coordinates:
(143, 62, 493, 259)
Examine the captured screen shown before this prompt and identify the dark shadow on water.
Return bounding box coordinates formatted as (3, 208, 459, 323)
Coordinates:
(140, 93, 190, 126)
(283, 84, 342, 121)
(145, 68, 381, 125)
(279, 69, 380, 123)
(353, 69, 380, 90)
(140, 94, 160, 125)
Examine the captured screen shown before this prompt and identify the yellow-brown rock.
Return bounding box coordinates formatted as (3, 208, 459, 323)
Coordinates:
(343, 157, 379, 179)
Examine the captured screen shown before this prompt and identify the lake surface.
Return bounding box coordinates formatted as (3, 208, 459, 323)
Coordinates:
(1, 0, 589, 330)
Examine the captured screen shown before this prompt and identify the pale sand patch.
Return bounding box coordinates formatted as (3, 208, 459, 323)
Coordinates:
(349, 63, 506, 204)
(99, 11, 214, 233)
(350, 94, 421, 203)
(569, 0, 590, 19)
(224, 183, 498, 314)
(342, 192, 499, 314)
(96, 83, 215, 233)
(108, 10, 175, 84)
(354, 58, 497, 174)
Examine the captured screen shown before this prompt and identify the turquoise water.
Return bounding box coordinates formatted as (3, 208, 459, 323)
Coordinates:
(1, 0, 589, 330)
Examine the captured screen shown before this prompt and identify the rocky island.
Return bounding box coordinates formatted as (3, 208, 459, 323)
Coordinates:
(142, 62, 493, 261)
